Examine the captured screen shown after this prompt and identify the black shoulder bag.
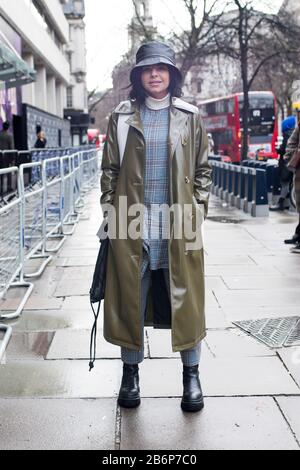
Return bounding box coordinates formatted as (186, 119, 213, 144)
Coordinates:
(89, 220, 109, 371)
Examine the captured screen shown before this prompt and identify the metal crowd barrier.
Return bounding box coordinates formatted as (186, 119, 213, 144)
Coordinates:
(0, 148, 101, 325)
(211, 161, 269, 217)
(0, 324, 12, 362)
(0, 167, 34, 320)
(20, 161, 53, 278)
(242, 160, 282, 206)
(43, 157, 66, 253)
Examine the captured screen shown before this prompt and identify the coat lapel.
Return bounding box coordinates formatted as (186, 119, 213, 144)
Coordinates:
(126, 106, 144, 137)
(169, 106, 189, 160)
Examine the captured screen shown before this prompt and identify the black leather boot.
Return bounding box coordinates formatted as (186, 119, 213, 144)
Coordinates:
(269, 198, 287, 211)
(118, 364, 140, 408)
(181, 365, 204, 412)
(284, 233, 300, 245)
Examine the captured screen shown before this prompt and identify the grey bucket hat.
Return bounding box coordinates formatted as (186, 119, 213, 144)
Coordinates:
(130, 41, 182, 82)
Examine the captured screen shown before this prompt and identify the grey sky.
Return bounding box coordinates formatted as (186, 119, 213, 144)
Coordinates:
(85, 0, 283, 92)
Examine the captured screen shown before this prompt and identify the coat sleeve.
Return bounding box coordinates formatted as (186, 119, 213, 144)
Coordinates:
(100, 113, 120, 215)
(193, 115, 212, 219)
(284, 127, 300, 163)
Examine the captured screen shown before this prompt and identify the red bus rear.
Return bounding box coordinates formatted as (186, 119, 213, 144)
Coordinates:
(199, 91, 278, 163)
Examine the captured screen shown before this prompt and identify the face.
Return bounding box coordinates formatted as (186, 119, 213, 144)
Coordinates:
(141, 63, 170, 99)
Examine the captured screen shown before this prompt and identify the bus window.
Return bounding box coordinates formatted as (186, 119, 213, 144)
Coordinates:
(207, 102, 216, 115)
(228, 99, 235, 114)
(239, 94, 274, 110)
(216, 100, 225, 114)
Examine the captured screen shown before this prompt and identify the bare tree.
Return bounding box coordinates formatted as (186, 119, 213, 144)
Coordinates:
(88, 89, 110, 114)
(130, 0, 226, 81)
(254, 52, 300, 119)
(212, 1, 300, 160)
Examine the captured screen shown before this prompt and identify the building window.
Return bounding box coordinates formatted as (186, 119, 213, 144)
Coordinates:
(67, 52, 72, 71)
(197, 81, 202, 93)
(67, 87, 73, 108)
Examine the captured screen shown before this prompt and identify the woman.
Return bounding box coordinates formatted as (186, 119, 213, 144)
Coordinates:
(100, 41, 212, 412)
(284, 120, 300, 253)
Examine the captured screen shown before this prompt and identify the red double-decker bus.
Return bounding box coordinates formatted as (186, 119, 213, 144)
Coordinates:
(199, 91, 278, 163)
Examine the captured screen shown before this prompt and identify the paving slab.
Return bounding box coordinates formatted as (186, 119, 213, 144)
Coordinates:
(205, 307, 229, 329)
(276, 397, 300, 445)
(0, 360, 121, 398)
(0, 296, 63, 311)
(205, 277, 228, 290)
(249, 255, 300, 267)
(51, 257, 97, 267)
(205, 265, 282, 277)
(120, 397, 299, 450)
(63, 239, 99, 249)
(58, 249, 98, 258)
(222, 276, 300, 290)
(54, 278, 92, 297)
(213, 289, 299, 308)
(205, 247, 273, 257)
(0, 399, 116, 450)
(221, 306, 300, 323)
(204, 255, 255, 266)
(5, 331, 55, 361)
(137, 357, 299, 397)
(146, 329, 213, 359)
(61, 295, 93, 310)
(277, 347, 300, 388)
(9, 310, 93, 332)
(59, 266, 95, 280)
(46, 329, 146, 360)
(205, 290, 219, 308)
(205, 329, 275, 358)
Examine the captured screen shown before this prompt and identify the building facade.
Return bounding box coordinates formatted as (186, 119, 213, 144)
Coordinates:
(63, 0, 89, 146)
(0, 0, 71, 148)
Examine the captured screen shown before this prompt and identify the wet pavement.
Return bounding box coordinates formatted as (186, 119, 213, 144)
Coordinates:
(0, 191, 300, 450)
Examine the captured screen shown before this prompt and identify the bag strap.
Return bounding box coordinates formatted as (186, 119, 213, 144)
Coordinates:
(89, 299, 101, 371)
(117, 114, 130, 165)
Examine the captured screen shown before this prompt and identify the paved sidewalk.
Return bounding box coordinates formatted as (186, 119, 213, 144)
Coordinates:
(0, 190, 300, 450)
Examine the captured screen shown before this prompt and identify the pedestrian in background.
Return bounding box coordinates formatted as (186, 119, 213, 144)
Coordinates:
(207, 132, 215, 156)
(34, 129, 47, 149)
(100, 41, 212, 412)
(0, 121, 14, 150)
(284, 119, 300, 253)
(0, 121, 14, 194)
(270, 116, 295, 212)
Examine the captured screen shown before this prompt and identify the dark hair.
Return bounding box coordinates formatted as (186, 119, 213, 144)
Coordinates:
(3, 121, 10, 131)
(129, 65, 183, 104)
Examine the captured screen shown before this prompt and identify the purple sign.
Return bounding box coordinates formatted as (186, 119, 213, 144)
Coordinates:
(0, 16, 22, 129)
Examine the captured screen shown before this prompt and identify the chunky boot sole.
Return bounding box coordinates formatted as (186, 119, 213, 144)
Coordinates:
(181, 400, 204, 412)
(118, 396, 141, 409)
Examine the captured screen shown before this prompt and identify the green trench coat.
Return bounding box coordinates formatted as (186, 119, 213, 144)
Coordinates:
(100, 98, 212, 352)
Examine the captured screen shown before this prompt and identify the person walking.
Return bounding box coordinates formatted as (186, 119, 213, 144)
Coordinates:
(207, 133, 215, 156)
(0, 121, 14, 150)
(270, 116, 295, 212)
(283, 119, 300, 253)
(100, 41, 212, 412)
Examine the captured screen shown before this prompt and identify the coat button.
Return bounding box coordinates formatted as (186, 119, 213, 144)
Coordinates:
(185, 176, 190, 184)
